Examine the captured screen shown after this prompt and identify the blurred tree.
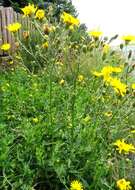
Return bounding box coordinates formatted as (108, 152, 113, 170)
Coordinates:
(2, 0, 77, 16)
(2, 0, 43, 11)
(79, 24, 88, 32)
(50, 0, 77, 16)
(0, 0, 4, 6)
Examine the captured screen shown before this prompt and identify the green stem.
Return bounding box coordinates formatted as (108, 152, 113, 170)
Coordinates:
(49, 61, 54, 127)
(71, 54, 80, 129)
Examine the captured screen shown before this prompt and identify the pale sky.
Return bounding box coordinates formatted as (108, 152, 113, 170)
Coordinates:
(72, 0, 135, 38)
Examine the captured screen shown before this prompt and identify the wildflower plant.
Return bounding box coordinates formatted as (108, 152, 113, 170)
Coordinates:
(0, 3, 135, 190)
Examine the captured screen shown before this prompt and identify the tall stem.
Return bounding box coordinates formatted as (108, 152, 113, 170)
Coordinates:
(49, 61, 54, 127)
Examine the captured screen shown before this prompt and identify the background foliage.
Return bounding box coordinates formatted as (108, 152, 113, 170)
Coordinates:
(2, 0, 77, 16)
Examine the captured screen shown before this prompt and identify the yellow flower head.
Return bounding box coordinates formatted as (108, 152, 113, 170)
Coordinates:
(101, 66, 121, 74)
(92, 65, 126, 96)
(112, 67, 122, 73)
(42, 42, 49, 49)
(114, 139, 135, 154)
(117, 179, 132, 190)
(55, 61, 64, 66)
(101, 66, 114, 81)
(121, 35, 135, 42)
(89, 30, 103, 38)
(70, 180, 83, 190)
(32, 117, 39, 123)
(1, 43, 11, 51)
(92, 66, 122, 82)
(59, 79, 65, 85)
(7, 22, 21, 32)
(131, 83, 135, 90)
(61, 12, 80, 26)
(104, 111, 112, 117)
(35, 9, 45, 20)
(9, 61, 14, 65)
(131, 129, 135, 134)
(109, 77, 127, 97)
(21, 4, 37, 16)
(78, 75, 84, 82)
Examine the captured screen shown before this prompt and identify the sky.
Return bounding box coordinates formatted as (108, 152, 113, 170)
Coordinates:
(72, 0, 135, 38)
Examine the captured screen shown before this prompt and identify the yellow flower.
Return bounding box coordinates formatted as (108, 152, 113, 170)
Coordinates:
(78, 75, 84, 82)
(104, 111, 112, 117)
(61, 12, 80, 26)
(109, 77, 127, 97)
(89, 30, 103, 38)
(131, 83, 135, 90)
(103, 44, 110, 54)
(42, 42, 48, 49)
(70, 180, 83, 190)
(112, 67, 122, 73)
(35, 9, 45, 20)
(21, 4, 37, 16)
(121, 35, 135, 42)
(93, 66, 125, 96)
(117, 179, 132, 190)
(114, 139, 135, 154)
(9, 61, 14, 65)
(32, 117, 39, 123)
(59, 79, 65, 85)
(55, 61, 64, 66)
(1, 43, 11, 51)
(131, 129, 135, 134)
(102, 66, 121, 75)
(7, 22, 21, 32)
(101, 66, 114, 81)
(92, 66, 122, 82)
